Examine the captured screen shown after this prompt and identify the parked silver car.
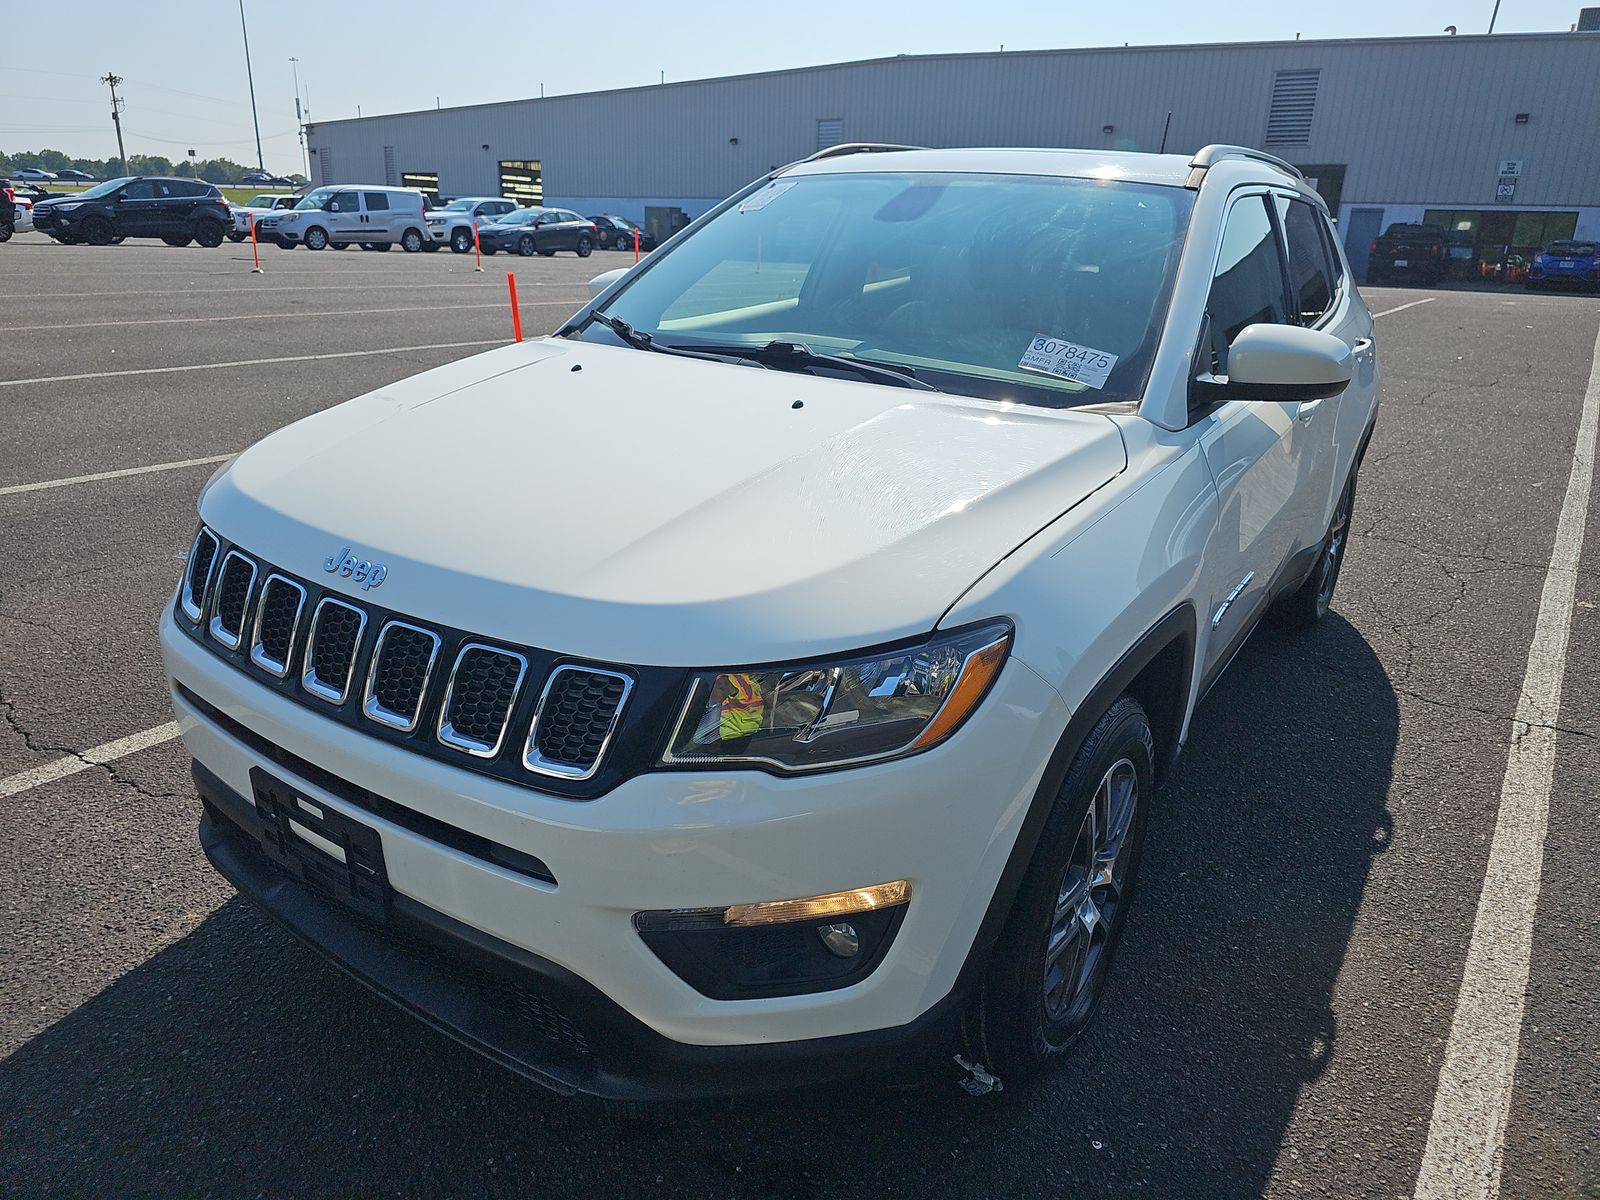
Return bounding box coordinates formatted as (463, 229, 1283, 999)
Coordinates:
(258, 186, 429, 252)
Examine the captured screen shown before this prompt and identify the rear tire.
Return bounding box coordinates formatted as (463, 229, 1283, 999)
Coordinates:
(0, 224, 11, 243)
(401, 228, 424, 253)
(162, 234, 193, 247)
(1270, 465, 1358, 629)
(227, 231, 247, 243)
(976, 697, 1154, 1082)
(304, 226, 329, 251)
(194, 219, 225, 248)
(575, 235, 593, 257)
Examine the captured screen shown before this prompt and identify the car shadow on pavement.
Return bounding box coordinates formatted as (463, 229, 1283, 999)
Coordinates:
(0, 616, 1396, 1199)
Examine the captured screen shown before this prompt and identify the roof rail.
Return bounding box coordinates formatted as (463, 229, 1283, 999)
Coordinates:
(1185, 144, 1303, 187)
(804, 142, 928, 162)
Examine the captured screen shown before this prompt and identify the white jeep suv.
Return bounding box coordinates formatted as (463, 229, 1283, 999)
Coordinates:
(162, 144, 1378, 1100)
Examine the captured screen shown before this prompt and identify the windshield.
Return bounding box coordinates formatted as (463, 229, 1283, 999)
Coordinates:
(497, 208, 542, 226)
(438, 199, 477, 211)
(1545, 241, 1598, 256)
(583, 171, 1193, 407)
(76, 177, 132, 200)
(294, 188, 337, 211)
(244, 194, 276, 208)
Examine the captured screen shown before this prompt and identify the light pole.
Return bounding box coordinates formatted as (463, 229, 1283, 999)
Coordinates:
(100, 72, 127, 175)
(238, 0, 265, 172)
(290, 56, 309, 179)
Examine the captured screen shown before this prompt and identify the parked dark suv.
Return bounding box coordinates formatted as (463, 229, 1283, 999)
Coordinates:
(31, 176, 232, 247)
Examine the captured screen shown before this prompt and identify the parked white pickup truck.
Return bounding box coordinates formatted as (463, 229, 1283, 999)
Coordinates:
(162, 142, 1378, 1101)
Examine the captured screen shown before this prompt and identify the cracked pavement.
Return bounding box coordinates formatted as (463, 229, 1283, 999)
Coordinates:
(0, 246, 1596, 1200)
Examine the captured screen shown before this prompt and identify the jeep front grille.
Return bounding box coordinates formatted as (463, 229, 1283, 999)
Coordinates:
(303, 597, 367, 704)
(208, 551, 257, 650)
(177, 528, 639, 795)
(250, 574, 306, 677)
(525, 668, 633, 780)
(182, 528, 220, 622)
(363, 621, 440, 732)
(438, 644, 527, 757)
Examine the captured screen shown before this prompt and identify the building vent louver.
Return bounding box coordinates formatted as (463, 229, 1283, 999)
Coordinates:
(1264, 69, 1320, 147)
(816, 117, 844, 151)
(383, 145, 397, 186)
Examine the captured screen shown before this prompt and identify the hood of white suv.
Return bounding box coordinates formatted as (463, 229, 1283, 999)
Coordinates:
(202, 339, 1126, 665)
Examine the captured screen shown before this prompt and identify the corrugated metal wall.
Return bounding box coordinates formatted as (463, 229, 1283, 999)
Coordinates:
(307, 32, 1600, 210)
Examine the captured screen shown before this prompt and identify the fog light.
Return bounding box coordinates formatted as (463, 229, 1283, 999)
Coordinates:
(818, 922, 860, 958)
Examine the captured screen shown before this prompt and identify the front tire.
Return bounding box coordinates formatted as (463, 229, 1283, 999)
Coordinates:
(81, 215, 115, 246)
(977, 697, 1153, 1081)
(304, 226, 329, 251)
(1271, 466, 1357, 629)
(450, 228, 473, 254)
(227, 231, 246, 243)
(517, 234, 536, 257)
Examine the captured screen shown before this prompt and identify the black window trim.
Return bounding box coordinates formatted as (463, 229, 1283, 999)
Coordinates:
(1271, 189, 1343, 331)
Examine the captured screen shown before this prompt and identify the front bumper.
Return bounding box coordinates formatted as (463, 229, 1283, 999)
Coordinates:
(161, 602, 1067, 1088)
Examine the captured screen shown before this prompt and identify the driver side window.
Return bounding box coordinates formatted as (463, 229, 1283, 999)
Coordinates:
(1204, 195, 1290, 374)
(121, 180, 156, 200)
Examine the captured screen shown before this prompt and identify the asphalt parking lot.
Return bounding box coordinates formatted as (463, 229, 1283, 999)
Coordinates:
(1, 240, 1596, 1199)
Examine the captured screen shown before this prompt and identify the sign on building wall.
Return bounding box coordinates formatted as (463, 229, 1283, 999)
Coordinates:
(1497, 160, 1523, 177)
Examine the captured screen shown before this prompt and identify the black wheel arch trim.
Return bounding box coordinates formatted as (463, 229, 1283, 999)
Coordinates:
(953, 602, 1197, 1004)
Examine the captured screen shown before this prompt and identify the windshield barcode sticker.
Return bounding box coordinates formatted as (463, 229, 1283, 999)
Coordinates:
(738, 181, 798, 213)
(1018, 336, 1118, 389)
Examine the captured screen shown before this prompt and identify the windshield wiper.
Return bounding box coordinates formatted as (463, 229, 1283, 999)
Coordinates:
(674, 340, 940, 391)
(582, 312, 764, 366)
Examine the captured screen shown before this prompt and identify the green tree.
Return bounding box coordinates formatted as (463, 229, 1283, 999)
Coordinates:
(127, 154, 174, 176)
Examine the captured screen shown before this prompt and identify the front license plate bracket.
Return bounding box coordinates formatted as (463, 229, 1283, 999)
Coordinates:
(249, 767, 389, 922)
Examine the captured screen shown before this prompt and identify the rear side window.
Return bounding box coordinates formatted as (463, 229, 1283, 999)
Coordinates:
(1205, 195, 1290, 372)
(363, 191, 390, 212)
(1277, 197, 1336, 324)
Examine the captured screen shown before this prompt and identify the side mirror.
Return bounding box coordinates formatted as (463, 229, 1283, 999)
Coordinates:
(587, 267, 629, 300)
(1194, 323, 1353, 404)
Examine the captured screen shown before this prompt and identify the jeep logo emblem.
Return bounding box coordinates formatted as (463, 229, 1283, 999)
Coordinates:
(323, 546, 387, 591)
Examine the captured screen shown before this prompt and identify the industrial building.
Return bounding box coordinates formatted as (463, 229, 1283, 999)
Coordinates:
(305, 21, 1600, 277)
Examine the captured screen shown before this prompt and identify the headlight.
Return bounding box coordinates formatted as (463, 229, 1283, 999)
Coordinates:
(661, 621, 1011, 772)
(55, 202, 82, 211)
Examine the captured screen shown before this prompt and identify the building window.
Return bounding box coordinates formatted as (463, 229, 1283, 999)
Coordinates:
(498, 160, 544, 205)
(816, 118, 844, 151)
(402, 171, 439, 203)
(1265, 69, 1320, 147)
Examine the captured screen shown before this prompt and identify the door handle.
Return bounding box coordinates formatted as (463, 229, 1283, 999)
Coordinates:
(1353, 337, 1375, 356)
(1295, 399, 1324, 422)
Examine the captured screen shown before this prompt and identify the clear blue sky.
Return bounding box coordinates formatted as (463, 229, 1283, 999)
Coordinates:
(2, 0, 1585, 172)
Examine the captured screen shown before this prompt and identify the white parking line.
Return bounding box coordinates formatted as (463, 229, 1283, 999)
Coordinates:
(14, 281, 587, 300)
(0, 722, 181, 799)
(1, 302, 528, 332)
(1413, 319, 1600, 1200)
(1372, 297, 1437, 319)
(0, 338, 510, 388)
(0, 454, 234, 498)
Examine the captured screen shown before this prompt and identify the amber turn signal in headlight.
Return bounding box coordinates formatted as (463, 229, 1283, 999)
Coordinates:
(660, 621, 1012, 772)
(723, 880, 912, 927)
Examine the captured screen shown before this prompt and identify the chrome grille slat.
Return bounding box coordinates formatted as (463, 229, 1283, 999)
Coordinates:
(181, 528, 220, 623)
(362, 620, 442, 732)
(302, 596, 368, 704)
(437, 643, 527, 758)
(249, 574, 307, 677)
(207, 550, 258, 650)
(524, 667, 633, 781)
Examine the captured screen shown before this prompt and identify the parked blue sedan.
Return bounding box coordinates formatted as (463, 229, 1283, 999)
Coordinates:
(1525, 240, 1600, 290)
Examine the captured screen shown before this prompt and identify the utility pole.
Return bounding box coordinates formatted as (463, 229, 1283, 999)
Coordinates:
(238, 0, 265, 171)
(101, 72, 127, 175)
(1488, 0, 1502, 32)
(290, 57, 309, 178)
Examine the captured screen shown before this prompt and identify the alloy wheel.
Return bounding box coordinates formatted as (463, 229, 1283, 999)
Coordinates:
(1043, 757, 1139, 1024)
(1315, 481, 1354, 617)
